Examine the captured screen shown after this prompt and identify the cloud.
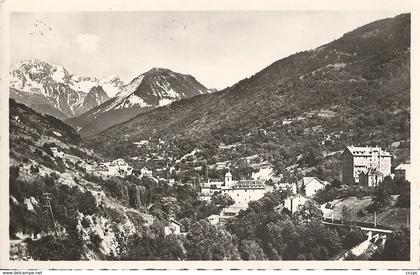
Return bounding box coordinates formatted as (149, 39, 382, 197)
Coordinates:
(73, 33, 100, 52)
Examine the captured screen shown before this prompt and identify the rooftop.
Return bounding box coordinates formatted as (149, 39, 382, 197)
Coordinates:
(302, 176, 328, 187)
(395, 163, 410, 170)
(230, 180, 266, 189)
(345, 146, 392, 157)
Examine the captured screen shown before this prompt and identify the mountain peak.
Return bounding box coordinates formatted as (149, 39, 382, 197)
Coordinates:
(146, 67, 173, 74)
(68, 67, 211, 136)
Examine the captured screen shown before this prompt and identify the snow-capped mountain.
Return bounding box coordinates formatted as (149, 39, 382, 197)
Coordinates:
(105, 67, 211, 111)
(66, 67, 211, 137)
(100, 75, 125, 98)
(9, 59, 124, 118)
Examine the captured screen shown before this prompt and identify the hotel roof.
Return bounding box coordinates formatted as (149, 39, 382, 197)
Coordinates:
(230, 180, 266, 189)
(345, 146, 392, 157)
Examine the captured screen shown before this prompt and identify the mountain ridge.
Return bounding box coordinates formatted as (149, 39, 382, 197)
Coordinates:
(9, 59, 124, 118)
(66, 67, 212, 137)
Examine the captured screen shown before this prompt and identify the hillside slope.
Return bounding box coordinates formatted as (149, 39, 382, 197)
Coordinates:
(9, 99, 245, 261)
(9, 99, 156, 260)
(88, 14, 410, 178)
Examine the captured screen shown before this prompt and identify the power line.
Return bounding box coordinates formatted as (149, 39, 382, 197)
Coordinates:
(42, 192, 58, 236)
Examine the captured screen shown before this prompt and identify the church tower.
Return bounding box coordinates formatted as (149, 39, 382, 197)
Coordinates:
(225, 168, 233, 188)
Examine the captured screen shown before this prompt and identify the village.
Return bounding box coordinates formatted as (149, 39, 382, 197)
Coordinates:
(48, 141, 411, 248)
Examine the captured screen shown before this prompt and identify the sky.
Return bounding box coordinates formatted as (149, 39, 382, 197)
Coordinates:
(10, 11, 404, 90)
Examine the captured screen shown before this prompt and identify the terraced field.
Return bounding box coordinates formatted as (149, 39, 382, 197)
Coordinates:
(321, 196, 409, 229)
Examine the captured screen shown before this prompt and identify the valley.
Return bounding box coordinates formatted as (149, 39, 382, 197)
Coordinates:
(8, 13, 411, 262)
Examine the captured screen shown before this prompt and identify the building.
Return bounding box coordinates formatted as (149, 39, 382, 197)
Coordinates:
(394, 163, 411, 181)
(359, 168, 384, 187)
(164, 219, 182, 235)
(96, 159, 133, 177)
(50, 147, 64, 158)
(207, 214, 221, 225)
(222, 180, 267, 216)
(107, 163, 119, 176)
(200, 180, 225, 198)
(300, 177, 329, 197)
(200, 170, 269, 216)
(341, 146, 392, 185)
(283, 193, 311, 215)
(140, 168, 153, 177)
(140, 213, 154, 226)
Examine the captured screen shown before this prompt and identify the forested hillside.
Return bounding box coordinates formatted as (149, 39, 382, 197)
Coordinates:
(87, 14, 410, 182)
(11, 99, 365, 261)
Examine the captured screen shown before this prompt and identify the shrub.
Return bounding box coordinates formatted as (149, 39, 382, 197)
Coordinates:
(27, 232, 83, 260)
(81, 217, 90, 229)
(79, 191, 98, 216)
(105, 207, 127, 224)
(30, 165, 39, 174)
(89, 232, 103, 251)
(396, 192, 410, 207)
(343, 229, 366, 249)
(10, 166, 20, 179)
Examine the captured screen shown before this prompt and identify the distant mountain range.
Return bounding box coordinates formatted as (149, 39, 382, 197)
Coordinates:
(9, 59, 124, 119)
(9, 60, 213, 135)
(9, 14, 411, 181)
(66, 67, 213, 137)
(87, 13, 410, 172)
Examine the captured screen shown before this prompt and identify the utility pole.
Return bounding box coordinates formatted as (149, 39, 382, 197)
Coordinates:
(407, 211, 409, 228)
(203, 160, 209, 182)
(42, 192, 58, 236)
(374, 211, 377, 228)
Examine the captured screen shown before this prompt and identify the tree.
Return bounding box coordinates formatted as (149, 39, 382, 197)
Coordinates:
(263, 189, 291, 207)
(372, 227, 410, 260)
(371, 185, 391, 211)
(10, 166, 20, 179)
(78, 191, 98, 216)
(262, 221, 286, 259)
(232, 160, 255, 180)
(120, 221, 185, 260)
(313, 186, 338, 204)
(341, 205, 352, 225)
(211, 193, 234, 209)
(185, 220, 240, 260)
(158, 235, 186, 260)
(27, 231, 83, 260)
(201, 161, 209, 180)
(292, 201, 323, 225)
(283, 231, 302, 260)
(396, 192, 410, 208)
(178, 217, 193, 232)
(239, 239, 266, 260)
(343, 228, 366, 250)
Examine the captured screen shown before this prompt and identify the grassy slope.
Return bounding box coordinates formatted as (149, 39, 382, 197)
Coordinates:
(321, 196, 409, 229)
